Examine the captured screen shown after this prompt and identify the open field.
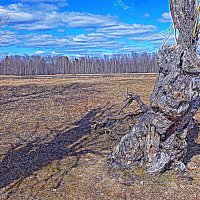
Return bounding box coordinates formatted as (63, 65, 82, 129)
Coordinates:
(0, 74, 199, 200)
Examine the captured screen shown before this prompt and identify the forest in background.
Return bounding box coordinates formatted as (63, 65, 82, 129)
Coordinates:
(0, 52, 159, 76)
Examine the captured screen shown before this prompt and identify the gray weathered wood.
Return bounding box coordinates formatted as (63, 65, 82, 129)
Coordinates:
(111, 0, 200, 173)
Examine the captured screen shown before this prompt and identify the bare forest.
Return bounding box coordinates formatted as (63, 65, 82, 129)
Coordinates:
(0, 53, 158, 76)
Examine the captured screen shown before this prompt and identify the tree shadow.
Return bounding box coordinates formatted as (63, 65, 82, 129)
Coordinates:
(0, 108, 103, 189)
(185, 122, 200, 164)
(0, 82, 99, 105)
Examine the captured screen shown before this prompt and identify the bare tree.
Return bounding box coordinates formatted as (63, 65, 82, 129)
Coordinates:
(0, 53, 159, 75)
(110, 0, 200, 174)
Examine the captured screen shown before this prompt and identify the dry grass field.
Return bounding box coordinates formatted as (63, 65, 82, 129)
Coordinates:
(0, 74, 199, 200)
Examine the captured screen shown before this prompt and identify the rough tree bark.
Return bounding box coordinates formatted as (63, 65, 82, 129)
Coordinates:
(110, 0, 200, 173)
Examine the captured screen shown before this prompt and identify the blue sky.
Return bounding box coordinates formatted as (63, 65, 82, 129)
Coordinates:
(0, 0, 173, 57)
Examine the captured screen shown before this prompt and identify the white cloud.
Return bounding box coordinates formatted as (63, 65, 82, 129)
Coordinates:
(61, 12, 117, 28)
(144, 13, 150, 18)
(130, 34, 175, 47)
(0, 2, 159, 55)
(158, 12, 172, 23)
(57, 29, 65, 33)
(150, 35, 175, 45)
(0, 31, 21, 47)
(51, 51, 62, 55)
(97, 24, 156, 36)
(13, 32, 124, 52)
(16, 24, 54, 31)
(72, 33, 111, 43)
(0, 3, 118, 31)
(0, 5, 35, 24)
(0, 3, 155, 34)
(34, 50, 45, 54)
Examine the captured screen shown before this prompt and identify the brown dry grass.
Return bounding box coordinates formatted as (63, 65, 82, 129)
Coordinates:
(0, 74, 199, 200)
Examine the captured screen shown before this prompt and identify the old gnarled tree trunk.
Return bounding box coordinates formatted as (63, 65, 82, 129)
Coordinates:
(111, 0, 200, 173)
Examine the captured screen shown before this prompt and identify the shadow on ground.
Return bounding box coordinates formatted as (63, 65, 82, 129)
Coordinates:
(0, 82, 99, 105)
(0, 106, 199, 191)
(185, 122, 200, 164)
(0, 108, 103, 189)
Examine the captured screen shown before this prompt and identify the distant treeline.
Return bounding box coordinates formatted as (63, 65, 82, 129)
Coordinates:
(0, 52, 159, 76)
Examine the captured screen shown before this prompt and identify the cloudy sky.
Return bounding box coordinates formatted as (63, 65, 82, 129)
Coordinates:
(0, 0, 173, 57)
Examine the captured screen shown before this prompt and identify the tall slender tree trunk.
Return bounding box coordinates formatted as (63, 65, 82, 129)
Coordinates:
(111, 0, 200, 173)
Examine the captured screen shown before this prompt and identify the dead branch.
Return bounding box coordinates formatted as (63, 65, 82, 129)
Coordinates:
(118, 91, 149, 115)
(93, 91, 147, 134)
